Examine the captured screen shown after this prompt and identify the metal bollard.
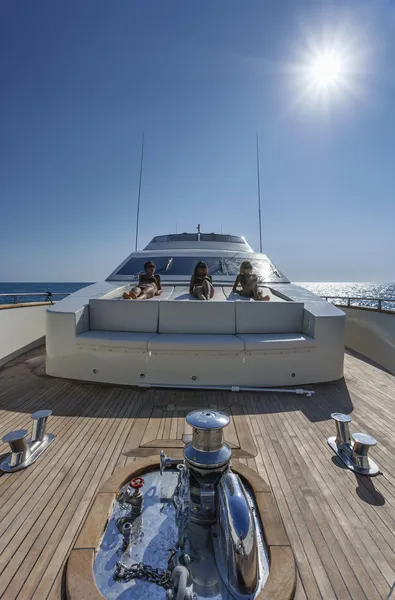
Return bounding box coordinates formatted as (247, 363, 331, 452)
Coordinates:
(31, 409, 52, 445)
(351, 433, 377, 471)
(1, 410, 55, 473)
(328, 418, 380, 476)
(2, 430, 30, 468)
(331, 413, 352, 446)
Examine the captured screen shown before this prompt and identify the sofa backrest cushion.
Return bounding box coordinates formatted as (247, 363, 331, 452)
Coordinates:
(235, 301, 304, 334)
(158, 301, 235, 334)
(89, 299, 159, 333)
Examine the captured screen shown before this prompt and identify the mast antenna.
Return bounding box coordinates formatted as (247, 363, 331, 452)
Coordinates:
(135, 133, 145, 252)
(256, 133, 263, 253)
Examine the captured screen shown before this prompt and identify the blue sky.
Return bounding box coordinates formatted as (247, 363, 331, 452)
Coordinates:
(1, 0, 394, 282)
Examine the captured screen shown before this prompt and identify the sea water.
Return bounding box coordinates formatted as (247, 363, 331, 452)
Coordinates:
(0, 282, 394, 309)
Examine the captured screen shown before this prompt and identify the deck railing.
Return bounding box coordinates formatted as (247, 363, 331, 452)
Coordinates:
(322, 296, 395, 312)
(1, 291, 394, 312)
(0, 292, 72, 305)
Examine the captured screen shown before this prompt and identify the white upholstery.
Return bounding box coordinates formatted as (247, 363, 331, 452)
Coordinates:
(237, 333, 315, 352)
(77, 330, 155, 350)
(222, 287, 285, 302)
(149, 286, 174, 300)
(168, 286, 227, 301)
(159, 301, 235, 334)
(148, 334, 244, 352)
(89, 299, 159, 333)
(111, 286, 174, 301)
(235, 301, 304, 334)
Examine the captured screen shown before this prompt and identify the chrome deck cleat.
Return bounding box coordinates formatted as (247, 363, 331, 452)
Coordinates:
(0, 409, 55, 473)
(328, 413, 379, 476)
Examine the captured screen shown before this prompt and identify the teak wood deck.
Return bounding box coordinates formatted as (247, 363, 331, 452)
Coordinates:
(0, 347, 394, 600)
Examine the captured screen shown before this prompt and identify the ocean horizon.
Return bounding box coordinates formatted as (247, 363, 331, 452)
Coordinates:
(1, 281, 395, 309)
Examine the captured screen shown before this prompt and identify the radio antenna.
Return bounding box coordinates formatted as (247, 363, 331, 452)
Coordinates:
(256, 133, 263, 253)
(135, 133, 145, 252)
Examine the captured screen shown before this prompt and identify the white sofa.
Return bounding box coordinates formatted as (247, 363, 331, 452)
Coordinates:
(46, 284, 345, 387)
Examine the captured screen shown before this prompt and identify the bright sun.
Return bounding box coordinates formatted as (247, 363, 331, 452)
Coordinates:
(287, 26, 368, 113)
(310, 52, 343, 87)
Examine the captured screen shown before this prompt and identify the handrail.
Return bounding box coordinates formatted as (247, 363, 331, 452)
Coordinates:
(0, 292, 72, 305)
(322, 296, 395, 311)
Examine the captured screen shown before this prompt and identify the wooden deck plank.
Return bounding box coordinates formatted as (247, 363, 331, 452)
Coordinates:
(223, 414, 240, 448)
(245, 396, 326, 600)
(140, 406, 163, 446)
(8, 413, 126, 598)
(0, 385, 109, 508)
(275, 395, 392, 599)
(0, 390, 125, 597)
(288, 392, 395, 549)
(29, 407, 131, 600)
(269, 405, 366, 600)
(276, 407, 383, 600)
(0, 390, 102, 506)
(0, 347, 394, 599)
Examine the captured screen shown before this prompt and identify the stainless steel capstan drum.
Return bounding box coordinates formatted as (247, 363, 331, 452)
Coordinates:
(183, 410, 232, 469)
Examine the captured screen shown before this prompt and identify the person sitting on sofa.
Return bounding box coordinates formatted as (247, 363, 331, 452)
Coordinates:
(232, 260, 270, 301)
(123, 261, 162, 300)
(189, 261, 214, 300)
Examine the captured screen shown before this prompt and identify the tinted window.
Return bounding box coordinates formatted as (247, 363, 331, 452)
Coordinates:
(117, 256, 226, 276)
(168, 234, 198, 242)
(151, 234, 199, 243)
(116, 254, 288, 281)
(151, 233, 244, 243)
(222, 256, 288, 281)
(117, 256, 173, 276)
(200, 234, 244, 243)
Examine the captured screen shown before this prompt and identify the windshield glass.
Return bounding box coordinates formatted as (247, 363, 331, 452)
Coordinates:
(222, 256, 287, 280)
(115, 255, 288, 281)
(116, 256, 226, 277)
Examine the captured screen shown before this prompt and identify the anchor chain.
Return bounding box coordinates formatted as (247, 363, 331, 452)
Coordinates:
(114, 548, 177, 589)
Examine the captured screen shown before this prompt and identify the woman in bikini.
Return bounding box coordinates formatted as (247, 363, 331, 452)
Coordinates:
(189, 261, 214, 300)
(123, 261, 162, 300)
(232, 260, 270, 301)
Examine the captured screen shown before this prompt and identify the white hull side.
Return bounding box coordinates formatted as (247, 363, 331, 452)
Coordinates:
(0, 305, 47, 367)
(46, 344, 344, 387)
(342, 306, 395, 374)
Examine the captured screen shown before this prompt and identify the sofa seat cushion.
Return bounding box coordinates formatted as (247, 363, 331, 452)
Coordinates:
(235, 301, 304, 334)
(89, 298, 159, 333)
(168, 286, 228, 301)
(77, 331, 155, 351)
(222, 287, 285, 302)
(237, 333, 315, 352)
(148, 334, 244, 353)
(159, 301, 235, 334)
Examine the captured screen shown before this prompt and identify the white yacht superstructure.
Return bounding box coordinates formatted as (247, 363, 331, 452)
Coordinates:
(45, 233, 345, 387)
(1, 237, 395, 600)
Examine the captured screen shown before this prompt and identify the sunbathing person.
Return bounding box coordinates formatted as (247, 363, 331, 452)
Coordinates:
(123, 261, 162, 300)
(232, 261, 270, 301)
(190, 261, 214, 300)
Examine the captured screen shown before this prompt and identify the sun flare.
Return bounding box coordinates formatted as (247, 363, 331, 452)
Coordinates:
(310, 52, 342, 86)
(285, 22, 369, 116)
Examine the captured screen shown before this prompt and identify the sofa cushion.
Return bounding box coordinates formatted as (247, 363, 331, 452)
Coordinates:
(89, 298, 159, 333)
(148, 334, 244, 353)
(222, 286, 285, 302)
(168, 286, 227, 302)
(77, 330, 155, 350)
(235, 301, 304, 334)
(237, 333, 315, 352)
(159, 301, 235, 334)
